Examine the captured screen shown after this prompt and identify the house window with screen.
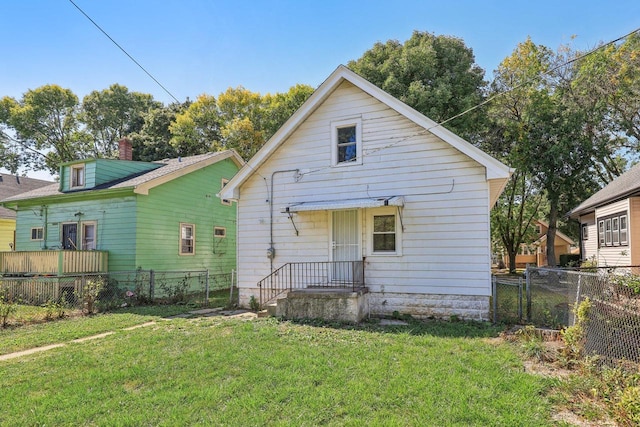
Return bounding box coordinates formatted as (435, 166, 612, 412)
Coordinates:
(597, 211, 628, 247)
(368, 208, 401, 255)
(31, 227, 44, 241)
(71, 164, 85, 188)
(214, 226, 226, 238)
(180, 223, 195, 255)
(331, 118, 362, 166)
(82, 222, 96, 250)
(581, 224, 588, 240)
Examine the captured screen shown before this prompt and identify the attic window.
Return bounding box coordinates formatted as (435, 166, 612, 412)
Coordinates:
(331, 118, 362, 166)
(71, 164, 85, 188)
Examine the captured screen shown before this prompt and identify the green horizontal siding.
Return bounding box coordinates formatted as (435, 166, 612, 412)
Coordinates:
(135, 158, 238, 274)
(93, 159, 161, 186)
(15, 196, 138, 271)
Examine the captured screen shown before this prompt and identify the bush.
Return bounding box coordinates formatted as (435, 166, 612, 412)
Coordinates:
(559, 254, 581, 267)
(0, 292, 17, 327)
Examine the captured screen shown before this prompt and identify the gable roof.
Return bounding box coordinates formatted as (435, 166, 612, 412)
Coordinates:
(220, 65, 513, 205)
(1, 150, 244, 205)
(534, 220, 576, 246)
(0, 175, 53, 219)
(570, 162, 640, 218)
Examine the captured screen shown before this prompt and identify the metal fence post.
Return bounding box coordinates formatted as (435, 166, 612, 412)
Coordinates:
(526, 267, 532, 322)
(518, 276, 523, 321)
(149, 269, 155, 301)
(492, 275, 497, 323)
(205, 269, 210, 307)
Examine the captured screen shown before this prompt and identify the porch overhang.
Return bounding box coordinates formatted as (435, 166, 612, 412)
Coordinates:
(282, 196, 404, 213)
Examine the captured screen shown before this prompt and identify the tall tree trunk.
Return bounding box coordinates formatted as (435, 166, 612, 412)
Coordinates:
(508, 247, 518, 273)
(546, 203, 558, 267)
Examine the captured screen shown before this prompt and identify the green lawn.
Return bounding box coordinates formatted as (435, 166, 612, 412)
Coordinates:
(0, 313, 557, 426)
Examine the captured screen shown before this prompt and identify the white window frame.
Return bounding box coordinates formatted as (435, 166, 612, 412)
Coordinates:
(598, 220, 605, 246)
(331, 117, 362, 167)
(605, 218, 612, 246)
(220, 178, 231, 206)
(81, 221, 97, 250)
(214, 226, 226, 238)
(581, 224, 589, 241)
(620, 215, 628, 246)
(367, 207, 402, 256)
(30, 227, 44, 241)
(70, 164, 85, 189)
(180, 223, 195, 255)
(612, 217, 619, 245)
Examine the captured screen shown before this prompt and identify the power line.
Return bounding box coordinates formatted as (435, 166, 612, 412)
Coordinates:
(297, 26, 640, 179)
(68, 0, 180, 103)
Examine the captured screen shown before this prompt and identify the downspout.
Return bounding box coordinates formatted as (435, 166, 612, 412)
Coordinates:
(269, 169, 300, 271)
(42, 205, 48, 249)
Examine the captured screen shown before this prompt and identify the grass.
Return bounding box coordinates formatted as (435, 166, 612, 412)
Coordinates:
(0, 305, 195, 355)
(0, 314, 557, 426)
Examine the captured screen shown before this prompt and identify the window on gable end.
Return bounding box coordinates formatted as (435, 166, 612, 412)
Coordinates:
(331, 118, 362, 166)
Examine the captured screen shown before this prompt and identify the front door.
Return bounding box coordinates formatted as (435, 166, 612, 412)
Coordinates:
(331, 210, 360, 282)
(62, 223, 78, 250)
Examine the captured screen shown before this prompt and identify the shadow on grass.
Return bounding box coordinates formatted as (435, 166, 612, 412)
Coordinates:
(287, 317, 503, 339)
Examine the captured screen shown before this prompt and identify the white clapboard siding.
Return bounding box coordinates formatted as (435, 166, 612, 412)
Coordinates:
(236, 79, 495, 300)
(594, 199, 631, 266)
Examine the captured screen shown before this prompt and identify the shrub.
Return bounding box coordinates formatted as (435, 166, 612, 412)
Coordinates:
(559, 254, 581, 267)
(78, 277, 106, 315)
(0, 291, 17, 327)
(561, 298, 591, 360)
(618, 386, 640, 425)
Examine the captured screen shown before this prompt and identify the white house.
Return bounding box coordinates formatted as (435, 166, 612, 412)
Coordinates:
(570, 162, 640, 267)
(220, 65, 513, 321)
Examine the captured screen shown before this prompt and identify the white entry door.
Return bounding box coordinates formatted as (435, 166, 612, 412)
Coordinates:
(331, 210, 360, 281)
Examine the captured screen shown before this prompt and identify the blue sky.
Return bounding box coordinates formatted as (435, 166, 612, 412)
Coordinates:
(2, 1, 639, 180)
(3, 0, 639, 105)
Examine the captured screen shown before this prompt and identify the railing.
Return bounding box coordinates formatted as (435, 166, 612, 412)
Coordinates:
(0, 250, 109, 275)
(258, 260, 365, 307)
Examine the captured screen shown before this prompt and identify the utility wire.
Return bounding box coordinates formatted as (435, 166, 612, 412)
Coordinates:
(68, 0, 180, 103)
(300, 26, 640, 178)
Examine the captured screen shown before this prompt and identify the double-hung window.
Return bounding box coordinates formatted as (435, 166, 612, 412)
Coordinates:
(180, 223, 195, 255)
(71, 164, 85, 188)
(368, 208, 401, 256)
(31, 227, 44, 241)
(331, 118, 362, 166)
(597, 211, 628, 247)
(220, 178, 231, 206)
(82, 222, 96, 250)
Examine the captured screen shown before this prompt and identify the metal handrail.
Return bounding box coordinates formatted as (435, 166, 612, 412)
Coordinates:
(257, 259, 365, 307)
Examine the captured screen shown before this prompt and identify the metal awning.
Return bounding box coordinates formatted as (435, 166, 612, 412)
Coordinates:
(282, 196, 404, 213)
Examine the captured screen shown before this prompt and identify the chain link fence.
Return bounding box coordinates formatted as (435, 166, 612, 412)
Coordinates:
(0, 269, 238, 311)
(494, 267, 640, 364)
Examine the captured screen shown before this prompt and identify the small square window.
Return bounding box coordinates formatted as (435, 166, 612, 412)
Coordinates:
(214, 227, 226, 238)
(71, 165, 85, 188)
(31, 227, 44, 241)
(180, 223, 195, 255)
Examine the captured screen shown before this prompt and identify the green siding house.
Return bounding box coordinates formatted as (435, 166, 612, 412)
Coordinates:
(0, 147, 243, 275)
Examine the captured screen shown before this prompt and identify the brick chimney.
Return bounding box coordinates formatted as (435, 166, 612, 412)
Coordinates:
(118, 138, 133, 161)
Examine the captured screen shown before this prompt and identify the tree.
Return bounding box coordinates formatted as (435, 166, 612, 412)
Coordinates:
(168, 85, 314, 160)
(169, 94, 221, 156)
(3, 85, 84, 173)
(81, 84, 160, 158)
(129, 101, 188, 161)
(347, 30, 486, 140)
(487, 38, 599, 267)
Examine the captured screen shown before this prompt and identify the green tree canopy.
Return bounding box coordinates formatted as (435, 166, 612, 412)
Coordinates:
(2, 85, 84, 173)
(81, 84, 161, 158)
(347, 30, 486, 140)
